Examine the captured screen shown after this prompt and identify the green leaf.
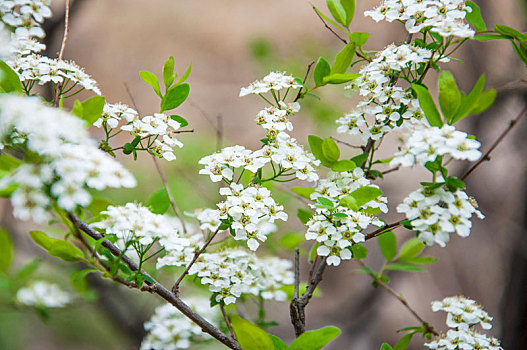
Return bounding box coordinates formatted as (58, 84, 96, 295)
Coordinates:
(322, 138, 340, 162)
(317, 196, 334, 208)
(465, 1, 486, 31)
(29, 231, 84, 262)
(288, 326, 341, 350)
(310, 242, 320, 261)
(351, 244, 367, 259)
(331, 42, 356, 74)
(495, 24, 524, 40)
(297, 209, 313, 225)
(348, 32, 370, 47)
(291, 187, 315, 199)
(468, 89, 496, 115)
(0, 61, 23, 94)
(88, 197, 113, 217)
(231, 315, 274, 350)
(308, 135, 334, 167)
(473, 34, 510, 41)
(412, 84, 442, 127)
(13, 259, 40, 282)
(451, 74, 486, 124)
(312, 5, 347, 33)
(279, 232, 304, 251)
(322, 72, 361, 84)
(341, 0, 356, 27)
(0, 154, 21, 171)
(161, 83, 190, 112)
(348, 186, 382, 208)
(399, 256, 438, 265)
(0, 229, 13, 272)
(445, 176, 466, 192)
(162, 56, 175, 89)
(326, 0, 347, 26)
(314, 57, 331, 86)
(394, 332, 414, 350)
(175, 63, 192, 85)
(378, 231, 397, 262)
(398, 238, 425, 260)
(146, 188, 171, 214)
(140, 70, 162, 97)
(70, 268, 97, 300)
(330, 159, 356, 172)
(351, 153, 369, 167)
(381, 344, 394, 350)
(269, 334, 288, 350)
(385, 263, 426, 272)
(83, 96, 105, 126)
(171, 115, 189, 128)
(438, 71, 461, 123)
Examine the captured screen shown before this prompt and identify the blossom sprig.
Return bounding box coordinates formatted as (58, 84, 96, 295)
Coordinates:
(0, 0, 52, 39)
(240, 71, 302, 100)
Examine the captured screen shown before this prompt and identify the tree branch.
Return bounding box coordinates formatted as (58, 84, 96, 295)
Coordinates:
(294, 61, 315, 102)
(312, 5, 347, 45)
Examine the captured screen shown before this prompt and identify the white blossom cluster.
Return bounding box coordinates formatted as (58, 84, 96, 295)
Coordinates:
(391, 124, 482, 167)
(0, 22, 15, 59)
(397, 186, 484, 247)
(240, 71, 302, 97)
(306, 168, 387, 266)
(0, 0, 52, 38)
(365, 0, 475, 38)
(425, 296, 502, 350)
(121, 112, 184, 161)
(16, 280, 71, 308)
(93, 103, 139, 129)
(0, 95, 136, 222)
(141, 298, 219, 350)
(337, 44, 432, 141)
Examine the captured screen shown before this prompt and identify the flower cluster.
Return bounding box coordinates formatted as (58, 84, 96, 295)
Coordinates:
(16, 281, 71, 308)
(306, 168, 387, 266)
(391, 124, 482, 167)
(365, 0, 475, 38)
(425, 296, 502, 350)
(397, 186, 484, 247)
(0, 95, 136, 222)
(240, 71, 302, 96)
(336, 44, 431, 141)
(0, 23, 14, 59)
(93, 103, 139, 129)
(141, 298, 219, 350)
(1, 0, 52, 38)
(121, 112, 184, 161)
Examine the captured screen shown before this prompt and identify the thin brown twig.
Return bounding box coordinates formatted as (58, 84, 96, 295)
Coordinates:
(293, 248, 300, 299)
(312, 5, 347, 45)
(357, 260, 438, 336)
(220, 304, 237, 341)
(364, 220, 404, 241)
(151, 156, 187, 234)
(53, 0, 70, 106)
(461, 104, 527, 181)
(382, 166, 400, 175)
(172, 228, 221, 295)
(124, 82, 141, 115)
(330, 136, 363, 149)
(294, 61, 315, 102)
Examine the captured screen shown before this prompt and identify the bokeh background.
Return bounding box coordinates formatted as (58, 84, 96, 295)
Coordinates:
(1, 0, 526, 349)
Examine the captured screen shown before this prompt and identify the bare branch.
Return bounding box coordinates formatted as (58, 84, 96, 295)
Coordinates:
(53, 0, 70, 106)
(311, 5, 347, 45)
(330, 136, 363, 149)
(220, 304, 237, 341)
(294, 61, 315, 102)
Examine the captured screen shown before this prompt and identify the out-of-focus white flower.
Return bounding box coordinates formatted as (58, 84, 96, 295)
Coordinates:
(16, 281, 71, 308)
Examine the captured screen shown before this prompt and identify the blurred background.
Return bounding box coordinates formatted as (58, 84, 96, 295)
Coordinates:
(1, 0, 526, 349)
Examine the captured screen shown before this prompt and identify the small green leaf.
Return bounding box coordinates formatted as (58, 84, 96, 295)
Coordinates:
(0, 154, 21, 171)
(438, 71, 461, 123)
(398, 238, 425, 260)
(170, 115, 189, 128)
(0, 61, 23, 94)
(288, 326, 341, 350)
(310, 242, 320, 261)
(269, 334, 288, 350)
(341, 0, 356, 27)
(495, 24, 524, 40)
(465, 1, 486, 31)
(385, 263, 426, 272)
(468, 89, 496, 115)
(13, 259, 40, 282)
(399, 256, 438, 265)
(308, 135, 334, 167)
(162, 56, 175, 89)
(394, 332, 415, 350)
(231, 315, 274, 350)
(473, 34, 510, 41)
(279, 232, 304, 251)
(297, 209, 313, 225)
(322, 72, 361, 84)
(348, 32, 370, 47)
(291, 187, 315, 199)
(175, 63, 192, 85)
(146, 188, 171, 214)
(29, 231, 84, 262)
(331, 42, 356, 74)
(317, 196, 334, 207)
(331, 159, 356, 172)
(412, 84, 442, 127)
(451, 74, 486, 124)
(314, 57, 331, 86)
(326, 0, 347, 26)
(140, 70, 162, 97)
(312, 5, 347, 33)
(87, 197, 113, 217)
(351, 153, 369, 167)
(351, 244, 367, 259)
(348, 186, 382, 208)
(161, 83, 190, 112)
(378, 231, 397, 262)
(82, 96, 105, 126)
(381, 344, 394, 350)
(322, 138, 340, 162)
(0, 229, 13, 272)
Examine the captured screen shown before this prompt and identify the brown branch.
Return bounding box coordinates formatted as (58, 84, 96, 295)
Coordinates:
(151, 156, 187, 234)
(357, 260, 438, 336)
(66, 213, 240, 350)
(294, 61, 315, 102)
(172, 228, 221, 295)
(461, 104, 527, 181)
(330, 136, 363, 149)
(364, 220, 404, 241)
(382, 166, 400, 176)
(220, 304, 237, 341)
(293, 248, 300, 300)
(53, 0, 70, 106)
(312, 5, 347, 45)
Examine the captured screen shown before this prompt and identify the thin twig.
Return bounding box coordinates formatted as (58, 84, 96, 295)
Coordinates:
(216, 114, 223, 151)
(53, 0, 70, 106)
(151, 156, 187, 234)
(220, 304, 237, 341)
(294, 248, 300, 299)
(294, 61, 315, 102)
(357, 260, 438, 336)
(461, 104, 527, 181)
(172, 228, 221, 295)
(67, 213, 240, 349)
(312, 5, 347, 45)
(124, 82, 141, 114)
(364, 220, 404, 241)
(382, 166, 400, 175)
(330, 136, 363, 149)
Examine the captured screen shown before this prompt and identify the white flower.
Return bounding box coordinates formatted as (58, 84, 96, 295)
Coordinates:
(240, 71, 302, 96)
(16, 281, 70, 308)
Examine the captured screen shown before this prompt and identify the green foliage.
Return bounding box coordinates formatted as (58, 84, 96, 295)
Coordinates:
(171, 115, 189, 127)
(161, 83, 190, 112)
(322, 138, 340, 162)
(350, 153, 369, 167)
(162, 56, 176, 89)
(146, 188, 171, 214)
(450, 74, 488, 124)
(279, 232, 304, 251)
(70, 269, 98, 300)
(330, 159, 356, 172)
(71, 96, 105, 126)
(269, 334, 288, 350)
(314, 57, 331, 86)
(288, 326, 341, 350)
(0, 154, 21, 172)
(378, 231, 396, 262)
(322, 72, 361, 84)
(291, 187, 315, 199)
(381, 344, 394, 350)
(0, 229, 13, 272)
(29, 231, 84, 263)
(411, 84, 442, 127)
(340, 0, 355, 27)
(330, 42, 356, 74)
(340, 186, 382, 211)
(465, 1, 486, 31)
(398, 238, 424, 260)
(0, 61, 22, 94)
(438, 71, 461, 123)
(87, 197, 113, 218)
(326, 0, 347, 27)
(393, 333, 414, 350)
(140, 70, 162, 97)
(348, 32, 370, 47)
(231, 315, 274, 350)
(281, 282, 322, 301)
(297, 208, 313, 225)
(351, 243, 368, 259)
